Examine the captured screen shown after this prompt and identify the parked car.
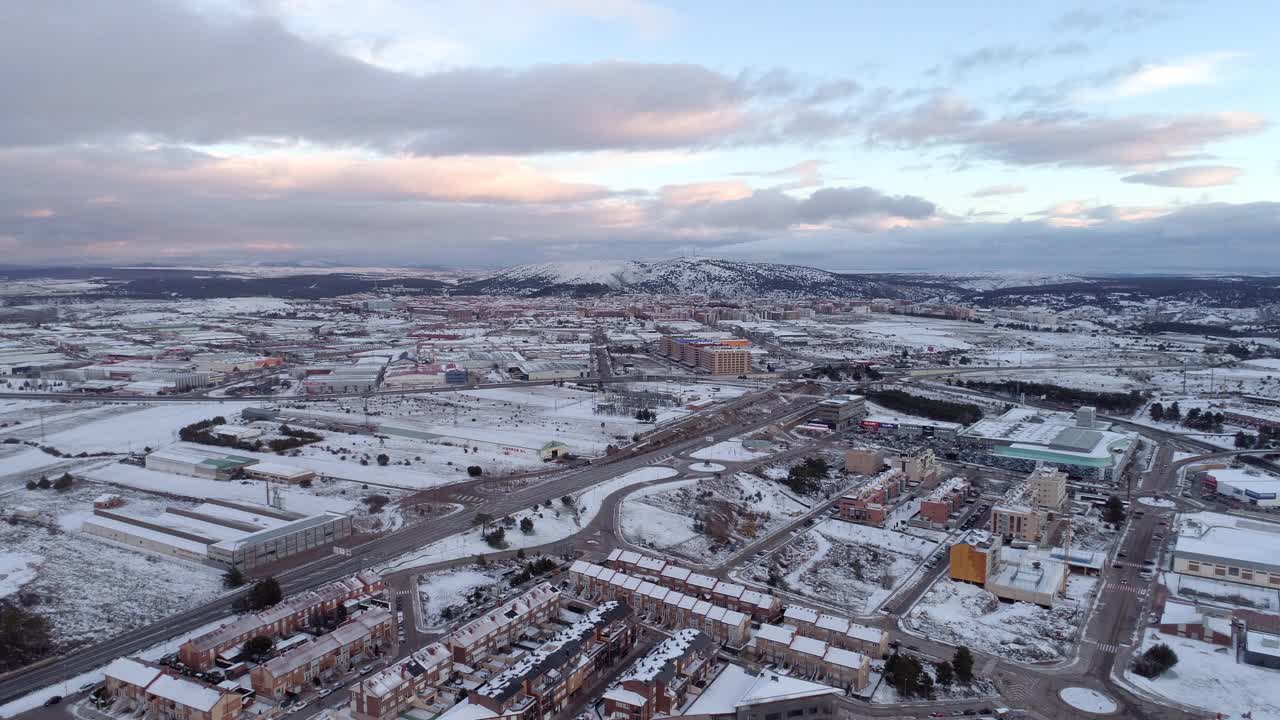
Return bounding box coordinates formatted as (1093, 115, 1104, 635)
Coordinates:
(317, 688, 333, 698)
(44, 696, 62, 707)
(360, 665, 374, 675)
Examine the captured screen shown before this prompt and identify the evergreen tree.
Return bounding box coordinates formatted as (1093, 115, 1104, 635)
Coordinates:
(953, 646, 975, 684)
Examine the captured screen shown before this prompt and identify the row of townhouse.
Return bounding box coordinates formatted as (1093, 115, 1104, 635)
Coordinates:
(181, 572, 385, 670)
(350, 583, 561, 720)
(448, 582, 562, 664)
(752, 624, 871, 692)
(567, 561, 751, 647)
(102, 657, 242, 720)
(250, 608, 395, 699)
(780, 606, 890, 659)
(466, 601, 638, 720)
(602, 629, 716, 720)
(604, 550, 781, 622)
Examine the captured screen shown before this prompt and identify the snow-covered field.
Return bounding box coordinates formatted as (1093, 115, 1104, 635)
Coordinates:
(905, 577, 1090, 663)
(0, 482, 224, 653)
(382, 466, 678, 571)
(1123, 631, 1280, 719)
(621, 471, 809, 565)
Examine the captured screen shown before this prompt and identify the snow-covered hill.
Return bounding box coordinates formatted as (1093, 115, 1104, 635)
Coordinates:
(457, 257, 911, 298)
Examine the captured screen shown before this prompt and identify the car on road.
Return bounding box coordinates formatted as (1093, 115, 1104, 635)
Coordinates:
(79, 682, 97, 693)
(360, 665, 374, 675)
(907, 645, 920, 651)
(318, 688, 333, 698)
(293, 701, 309, 713)
(1117, 551, 1126, 558)
(930, 713, 946, 718)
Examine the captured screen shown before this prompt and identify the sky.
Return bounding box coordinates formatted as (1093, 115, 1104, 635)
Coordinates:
(1, 0, 1277, 272)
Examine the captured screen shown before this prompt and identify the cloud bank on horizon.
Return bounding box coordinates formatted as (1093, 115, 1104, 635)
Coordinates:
(0, 0, 1276, 272)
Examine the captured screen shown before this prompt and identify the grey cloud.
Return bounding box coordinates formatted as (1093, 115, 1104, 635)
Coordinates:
(949, 42, 1089, 75)
(1121, 165, 1244, 187)
(712, 201, 1280, 273)
(872, 95, 1266, 168)
(672, 187, 935, 230)
(1051, 7, 1169, 33)
(0, 2, 856, 154)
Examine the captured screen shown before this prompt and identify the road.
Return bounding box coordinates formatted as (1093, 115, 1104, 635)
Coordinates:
(0, 390, 825, 704)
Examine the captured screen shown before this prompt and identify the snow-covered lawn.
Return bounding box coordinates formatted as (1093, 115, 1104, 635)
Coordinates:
(1122, 631, 1280, 719)
(689, 440, 773, 463)
(1136, 497, 1176, 508)
(417, 567, 507, 629)
(1058, 687, 1117, 714)
(621, 471, 809, 565)
(690, 462, 726, 472)
(39, 402, 253, 453)
(906, 579, 1086, 663)
(382, 466, 677, 571)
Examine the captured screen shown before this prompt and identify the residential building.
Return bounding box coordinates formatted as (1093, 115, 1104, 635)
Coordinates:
(835, 471, 907, 527)
(602, 629, 715, 720)
(779, 606, 889, 658)
(350, 643, 454, 720)
(566, 561, 752, 646)
(470, 602, 636, 720)
(1244, 630, 1280, 670)
(250, 609, 394, 698)
(749, 624, 870, 691)
(101, 659, 242, 720)
(888, 449, 940, 487)
(949, 531, 1002, 586)
(601, 552, 781, 621)
(918, 477, 970, 526)
(179, 572, 384, 670)
(842, 448, 885, 476)
(449, 583, 562, 664)
(683, 666, 841, 720)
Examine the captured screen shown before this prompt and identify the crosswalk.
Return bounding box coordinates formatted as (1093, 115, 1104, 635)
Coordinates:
(1085, 639, 1123, 653)
(454, 493, 486, 503)
(1103, 582, 1143, 594)
(1000, 674, 1041, 703)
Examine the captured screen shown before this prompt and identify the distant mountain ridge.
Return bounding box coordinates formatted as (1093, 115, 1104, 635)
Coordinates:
(457, 257, 926, 299)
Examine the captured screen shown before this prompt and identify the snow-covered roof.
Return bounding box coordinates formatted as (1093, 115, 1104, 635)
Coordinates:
(1175, 511, 1280, 573)
(1246, 630, 1280, 658)
(784, 605, 819, 625)
(755, 624, 794, 645)
(603, 687, 648, 707)
(821, 646, 867, 669)
(737, 671, 838, 706)
(618, 629, 710, 683)
(103, 657, 162, 689)
(146, 674, 226, 711)
(789, 635, 826, 657)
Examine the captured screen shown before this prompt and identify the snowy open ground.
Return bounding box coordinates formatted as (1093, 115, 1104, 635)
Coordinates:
(621, 470, 809, 565)
(738, 519, 938, 615)
(416, 566, 507, 629)
(1123, 631, 1280, 719)
(905, 576, 1094, 663)
(381, 466, 678, 571)
(0, 481, 224, 653)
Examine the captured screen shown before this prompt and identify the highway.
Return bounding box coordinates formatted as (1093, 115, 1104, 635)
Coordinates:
(0, 389, 824, 704)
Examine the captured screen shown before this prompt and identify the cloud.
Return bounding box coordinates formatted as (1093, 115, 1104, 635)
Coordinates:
(670, 186, 936, 231)
(1033, 199, 1171, 227)
(0, 2, 854, 154)
(1121, 165, 1244, 188)
(659, 181, 753, 207)
(1051, 7, 1169, 34)
(1079, 52, 1243, 100)
(873, 96, 1266, 168)
(950, 42, 1088, 74)
(970, 184, 1027, 198)
(540, 0, 675, 33)
(733, 159, 826, 190)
